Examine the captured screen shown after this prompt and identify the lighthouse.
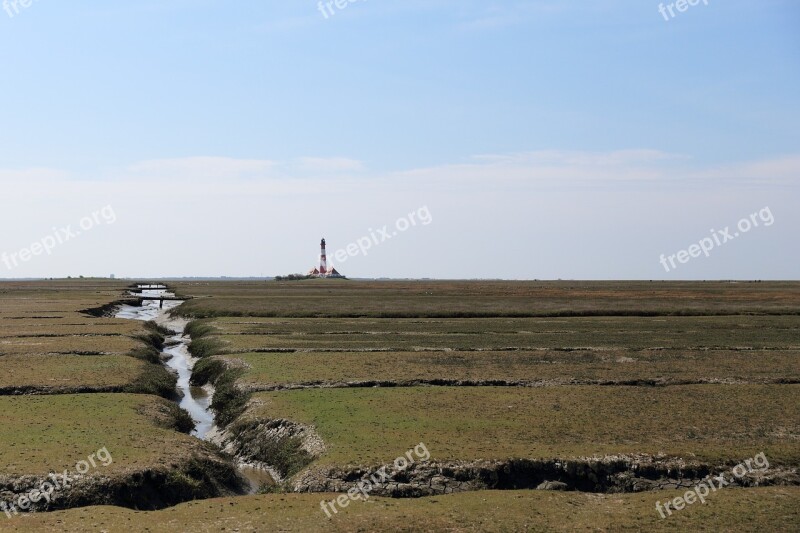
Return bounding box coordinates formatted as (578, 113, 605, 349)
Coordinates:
(308, 238, 345, 278)
(319, 238, 328, 275)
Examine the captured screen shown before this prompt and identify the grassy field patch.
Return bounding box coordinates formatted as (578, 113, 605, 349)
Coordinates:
(0, 354, 146, 393)
(172, 280, 800, 318)
(0, 394, 214, 476)
(242, 385, 800, 468)
(221, 348, 800, 390)
(8, 487, 799, 532)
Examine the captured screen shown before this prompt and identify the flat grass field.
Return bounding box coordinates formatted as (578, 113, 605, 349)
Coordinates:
(0, 335, 139, 356)
(0, 281, 171, 395)
(172, 280, 800, 317)
(0, 394, 210, 475)
(188, 314, 800, 389)
(10, 487, 800, 532)
(222, 349, 797, 391)
(241, 385, 799, 467)
(1, 279, 798, 531)
(191, 319, 800, 351)
(0, 354, 146, 393)
(193, 315, 800, 349)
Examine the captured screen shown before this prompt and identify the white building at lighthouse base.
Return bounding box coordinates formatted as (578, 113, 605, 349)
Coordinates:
(308, 266, 345, 278)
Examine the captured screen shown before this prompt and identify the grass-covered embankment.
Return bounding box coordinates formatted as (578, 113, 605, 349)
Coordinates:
(0, 393, 244, 511)
(183, 319, 253, 427)
(8, 487, 800, 532)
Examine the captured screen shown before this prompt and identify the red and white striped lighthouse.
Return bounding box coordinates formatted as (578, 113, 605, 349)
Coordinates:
(319, 238, 328, 275)
(308, 238, 344, 278)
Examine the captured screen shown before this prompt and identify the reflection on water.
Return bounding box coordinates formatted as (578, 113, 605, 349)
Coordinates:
(163, 336, 215, 438)
(239, 465, 277, 494)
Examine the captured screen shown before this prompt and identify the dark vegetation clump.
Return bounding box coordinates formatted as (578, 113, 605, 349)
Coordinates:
(129, 346, 162, 364)
(133, 322, 170, 352)
(185, 320, 215, 338)
(75, 455, 245, 511)
(230, 420, 314, 478)
(144, 320, 176, 337)
(124, 363, 178, 399)
(190, 358, 227, 387)
(142, 401, 195, 434)
(187, 337, 226, 358)
(190, 357, 249, 427)
(80, 300, 131, 318)
(274, 274, 314, 281)
(211, 370, 251, 427)
(134, 332, 165, 351)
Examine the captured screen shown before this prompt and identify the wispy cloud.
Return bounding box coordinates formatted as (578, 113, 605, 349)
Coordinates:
(390, 150, 800, 190)
(292, 157, 365, 174)
(0, 167, 71, 183)
(389, 152, 662, 190)
(691, 155, 800, 187)
(2, 151, 797, 194)
(125, 157, 277, 182)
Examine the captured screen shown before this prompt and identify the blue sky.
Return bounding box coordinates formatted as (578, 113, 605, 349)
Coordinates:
(0, 0, 798, 279)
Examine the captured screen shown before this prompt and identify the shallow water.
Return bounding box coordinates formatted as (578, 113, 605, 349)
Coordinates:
(238, 465, 278, 493)
(116, 288, 214, 438)
(116, 286, 271, 491)
(116, 289, 181, 320)
(163, 335, 215, 438)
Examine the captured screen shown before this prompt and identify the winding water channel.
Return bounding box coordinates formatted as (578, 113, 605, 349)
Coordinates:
(116, 285, 271, 493)
(115, 286, 214, 438)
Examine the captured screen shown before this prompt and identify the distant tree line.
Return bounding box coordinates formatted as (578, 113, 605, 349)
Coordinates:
(274, 274, 314, 281)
